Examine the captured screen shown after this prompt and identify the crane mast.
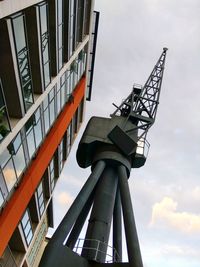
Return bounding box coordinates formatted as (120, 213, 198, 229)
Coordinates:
(39, 48, 168, 267)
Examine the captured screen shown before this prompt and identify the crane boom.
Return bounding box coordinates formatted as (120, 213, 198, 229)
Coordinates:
(111, 48, 168, 140)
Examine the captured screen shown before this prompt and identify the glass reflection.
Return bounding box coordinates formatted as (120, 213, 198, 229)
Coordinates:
(49, 158, 55, 192)
(21, 210, 33, 245)
(12, 15, 26, 52)
(38, 3, 51, 88)
(3, 160, 17, 192)
(37, 181, 45, 217)
(57, 0, 63, 70)
(25, 116, 37, 159)
(0, 109, 10, 142)
(12, 13, 34, 111)
(0, 81, 10, 142)
(13, 146, 26, 178)
(34, 120, 42, 148)
(27, 130, 35, 159)
(44, 109, 50, 133)
(0, 189, 4, 207)
(0, 172, 8, 208)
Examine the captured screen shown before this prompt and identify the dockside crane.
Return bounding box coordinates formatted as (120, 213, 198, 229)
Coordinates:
(39, 48, 168, 267)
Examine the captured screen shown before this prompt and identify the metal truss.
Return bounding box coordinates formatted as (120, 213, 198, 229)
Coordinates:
(111, 48, 168, 140)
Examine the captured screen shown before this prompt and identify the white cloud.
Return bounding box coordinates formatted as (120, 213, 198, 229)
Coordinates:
(144, 243, 200, 261)
(56, 192, 73, 206)
(192, 187, 200, 201)
(150, 197, 200, 233)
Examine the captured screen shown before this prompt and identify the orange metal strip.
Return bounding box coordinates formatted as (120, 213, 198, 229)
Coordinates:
(0, 77, 86, 256)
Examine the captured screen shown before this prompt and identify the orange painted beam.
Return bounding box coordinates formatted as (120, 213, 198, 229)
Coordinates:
(0, 77, 86, 256)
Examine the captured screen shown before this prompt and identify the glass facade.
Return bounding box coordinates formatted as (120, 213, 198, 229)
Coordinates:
(49, 158, 55, 193)
(38, 2, 51, 89)
(0, 131, 26, 194)
(58, 139, 64, 172)
(11, 13, 34, 111)
(9, 133, 26, 178)
(57, 0, 64, 70)
(0, 81, 10, 142)
(68, 0, 76, 58)
(0, 51, 86, 209)
(0, 0, 97, 265)
(36, 181, 45, 217)
(25, 109, 43, 159)
(43, 86, 56, 134)
(21, 210, 33, 246)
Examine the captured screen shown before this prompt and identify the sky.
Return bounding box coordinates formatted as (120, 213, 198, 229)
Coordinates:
(50, 1, 200, 267)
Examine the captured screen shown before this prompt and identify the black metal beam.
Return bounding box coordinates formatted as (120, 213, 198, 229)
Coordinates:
(118, 165, 143, 267)
(113, 186, 122, 262)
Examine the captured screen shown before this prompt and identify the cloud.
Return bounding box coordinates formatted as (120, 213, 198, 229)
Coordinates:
(150, 197, 200, 234)
(192, 187, 200, 201)
(56, 192, 73, 206)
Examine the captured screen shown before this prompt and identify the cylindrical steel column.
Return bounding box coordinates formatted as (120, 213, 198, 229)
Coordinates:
(113, 186, 122, 262)
(81, 165, 118, 262)
(48, 160, 105, 245)
(118, 165, 143, 267)
(39, 161, 105, 267)
(66, 190, 95, 249)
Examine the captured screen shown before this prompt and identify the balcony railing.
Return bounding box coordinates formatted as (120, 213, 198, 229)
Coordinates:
(73, 238, 120, 263)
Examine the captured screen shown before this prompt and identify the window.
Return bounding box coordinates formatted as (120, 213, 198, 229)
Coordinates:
(38, 2, 51, 88)
(0, 188, 4, 208)
(60, 73, 66, 109)
(56, 75, 66, 115)
(78, 50, 87, 79)
(36, 181, 45, 217)
(10, 132, 26, 178)
(11, 13, 34, 111)
(0, 132, 26, 198)
(34, 108, 43, 148)
(49, 158, 55, 192)
(58, 139, 64, 173)
(73, 108, 79, 133)
(76, 0, 84, 45)
(0, 80, 10, 142)
(25, 108, 43, 160)
(66, 70, 71, 101)
(83, 0, 92, 36)
(57, 0, 64, 70)
(66, 122, 72, 156)
(69, 60, 77, 91)
(25, 116, 37, 159)
(67, 52, 86, 95)
(0, 149, 17, 193)
(0, 171, 8, 209)
(43, 87, 56, 134)
(21, 210, 33, 246)
(68, 0, 76, 58)
(43, 97, 50, 133)
(49, 87, 56, 126)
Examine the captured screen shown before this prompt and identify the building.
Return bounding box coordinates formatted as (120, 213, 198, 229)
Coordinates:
(0, 0, 99, 266)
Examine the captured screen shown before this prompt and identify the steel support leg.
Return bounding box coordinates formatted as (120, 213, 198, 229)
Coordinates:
(113, 186, 122, 262)
(118, 165, 143, 267)
(45, 160, 105, 245)
(66, 190, 95, 249)
(81, 165, 118, 262)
